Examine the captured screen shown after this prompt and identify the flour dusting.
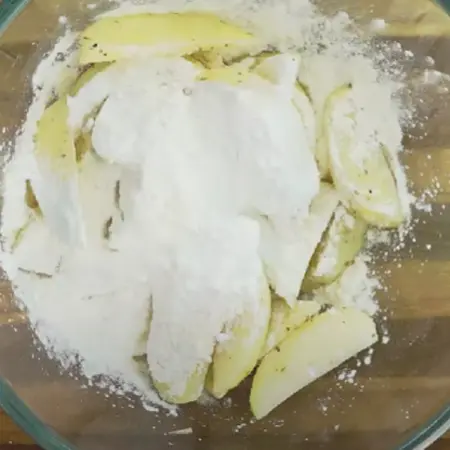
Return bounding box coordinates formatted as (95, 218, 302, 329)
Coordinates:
(0, 0, 417, 416)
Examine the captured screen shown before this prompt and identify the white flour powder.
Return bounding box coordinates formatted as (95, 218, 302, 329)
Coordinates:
(314, 256, 380, 317)
(1, 0, 409, 412)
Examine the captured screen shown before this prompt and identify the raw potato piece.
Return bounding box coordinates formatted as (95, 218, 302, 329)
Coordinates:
(253, 53, 300, 89)
(153, 363, 210, 405)
(31, 98, 84, 245)
(25, 180, 40, 213)
(303, 205, 367, 291)
(198, 65, 255, 86)
(259, 182, 340, 306)
(69, 63, 111, 96)
(293, 84, 316, 156)
(314, 84, 337, 179)
(253, 54, 316, 153)
(327, 86, 406, 227)
(250, 307, 378, 419)
(260, 297, 321, 357)
(146, 309, 209, 404)
(206, 279, 271, 399)
(71, 63, 111, 161)
(134, 309, 209, 405)
(12, 219, 65, 276)
(79, 13, 255, 64)
(30, 62, 113, 245)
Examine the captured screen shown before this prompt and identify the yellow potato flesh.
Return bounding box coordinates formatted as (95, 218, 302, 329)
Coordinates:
(25, 180, 40, 213)
(79, 12, 255, 64)
(69, 62, 111, 96)
(260, 296, 321, 357)
(292, 83, 316, 155)
(315, 86, 335, 179)
(35, 98, 77, 176)
(250, 307, 378, 419)
(206, 280, 271, 399)
(197, 65, 255, 85)
(153, 363, 210, 404)
(327, 86, 405, 227)
(303, 205, 367, 292)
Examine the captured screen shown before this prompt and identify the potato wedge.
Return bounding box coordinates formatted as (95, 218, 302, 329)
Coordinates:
(186, 50, 225, 69)
(206, 278, 271, 399)
(70, 63, 112, 160)
(30, 60, 114, 246)
(293, 83, 316, 155)
(69, 63, 111, 96)
(146, 301, 209, 405)
(314, 83, 338, 179)
(259, 182, 339, 306)
(253, 53, 299, 88)
(79, 12, 255, 65)
(303, 205, 367, 291)
(253, 54, 316, 155)
(12, 219, 65, 276)
(312, 257, 379, 317)
(260, 296, 321, 357)
(327, 85, 406, 227)
(25, 180, 40, 213)
(250, 307, 378, 419)
(146, 307, 209, 404)
(131, 309, 207, 404)
(197, 65, 255, 85)
(153, 363, 210, 405)
(31, 98, 84, 245)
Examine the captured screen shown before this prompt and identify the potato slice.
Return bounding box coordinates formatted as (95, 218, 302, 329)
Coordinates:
(206, 278, 271, 399)
(250, 307, 378, 419)
(143, 308, 208, 404)
(312, 257, 379, 317)
(292, 83, 316, 155)
(25, 180, 40, 213)
(1, 153, 39, 251)
(131, 309, 207, 404)
(260, 296, 321, 357)
(253, 53, 299, 88)
(314, 84, 336, 179)
(70, 63, 112, 160)
(69, 63, 111, 96)
(29, 61, 113, 246)
(252, 54, 316, 155)
(303, 205, 367, 292)
(31, 98, 84, 245)
(79, 12, 255, 64)
(186, 50, 225, 69)
(153, 363, 210, 404)
(327, 85, 406, 227)
(197, 65, 255, 85)
(12, 219, 65, 276)
(259, 182, 339, 306)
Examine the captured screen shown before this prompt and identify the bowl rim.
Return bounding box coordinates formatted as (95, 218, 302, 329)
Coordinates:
(1, 0, 450, 448)
(0, 0, 29, 37)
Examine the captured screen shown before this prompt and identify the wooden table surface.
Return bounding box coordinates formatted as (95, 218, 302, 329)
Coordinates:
(2, 0, 450, 449)
(0, 408, 447, 449)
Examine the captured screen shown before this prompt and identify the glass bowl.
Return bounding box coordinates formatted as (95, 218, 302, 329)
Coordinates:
(1, 1, 450, 449)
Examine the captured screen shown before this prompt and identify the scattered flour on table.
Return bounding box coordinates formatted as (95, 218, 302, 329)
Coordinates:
(0, 0, 411, 413)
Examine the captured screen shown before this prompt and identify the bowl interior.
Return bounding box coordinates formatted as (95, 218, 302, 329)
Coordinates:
(1, 1, 450, 449)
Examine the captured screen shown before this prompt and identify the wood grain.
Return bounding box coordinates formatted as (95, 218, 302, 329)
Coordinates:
(0, 409, 34, 445)
(1, 0, 450, 449)
(1, 407, 450, 447)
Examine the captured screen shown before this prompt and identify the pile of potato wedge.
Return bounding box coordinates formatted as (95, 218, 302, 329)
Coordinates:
(12, 12, 410, 419)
